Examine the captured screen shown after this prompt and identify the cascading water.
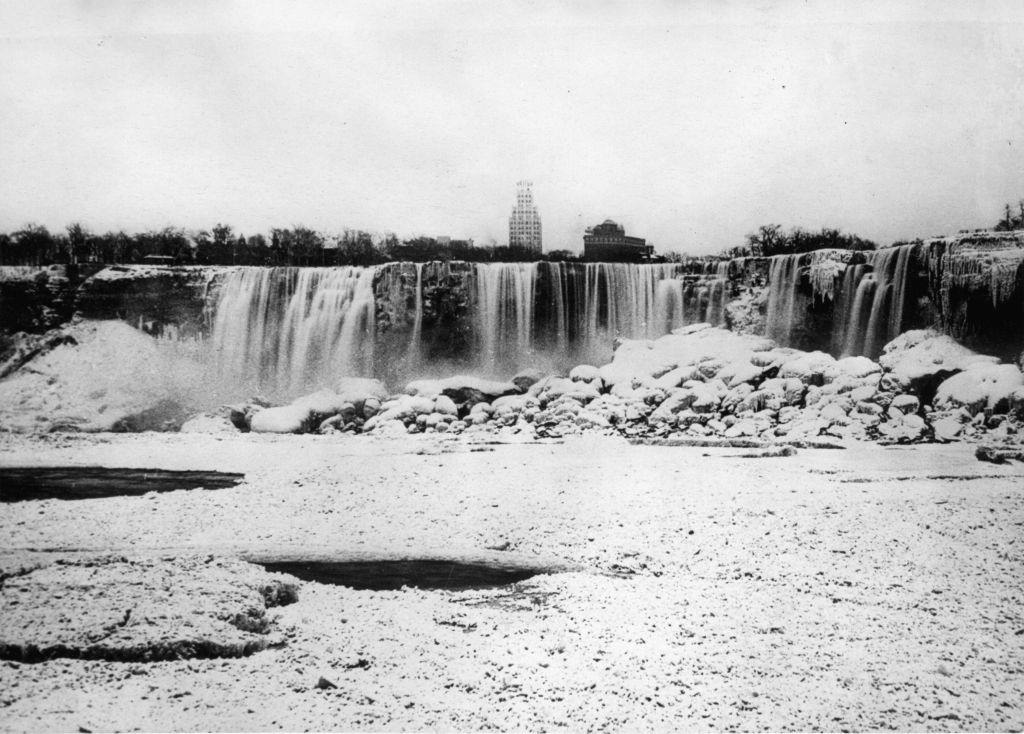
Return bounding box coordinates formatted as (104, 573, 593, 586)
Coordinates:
(841, 271, 877, 357)
(765, 254, 804, 345)
(474, 263, 538, 374)
(207, 260, 739, 395)
(764, 244, 917, 358)
(705, 260, 731, 327)
(834, 244, 916, 359)
(210, 266, 376, 397)
(406, 262, 424, 372)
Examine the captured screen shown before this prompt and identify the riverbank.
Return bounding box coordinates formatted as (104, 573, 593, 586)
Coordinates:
(1, 432, 1022, 730)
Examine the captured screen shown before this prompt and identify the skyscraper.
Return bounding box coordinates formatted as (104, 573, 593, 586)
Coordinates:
(508, 180, 542, 253)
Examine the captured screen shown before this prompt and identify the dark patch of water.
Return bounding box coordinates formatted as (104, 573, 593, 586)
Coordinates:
(0, 467, 244, 502)
(258, 559, 547, 591)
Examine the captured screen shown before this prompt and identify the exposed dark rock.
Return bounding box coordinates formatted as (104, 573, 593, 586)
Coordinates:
(111, 398, 190, 432)
(75, 266, 220, 338)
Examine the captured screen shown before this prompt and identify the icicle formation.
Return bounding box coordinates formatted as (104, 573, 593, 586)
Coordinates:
(808, 250, 846, 302)
(210, 266, 377, 397)
(932, 234, 1024, 309)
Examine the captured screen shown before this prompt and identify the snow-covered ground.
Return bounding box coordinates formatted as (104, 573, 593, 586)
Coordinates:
(0, 432, 1022, 731)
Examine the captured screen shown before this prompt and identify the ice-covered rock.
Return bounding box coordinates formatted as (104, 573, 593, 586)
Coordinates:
(406, 375, 517, 404)
(0, 320, 213, 433)
(249, 404, 310, 433)
(932, 414, 966, 442)
(334, 377, 389, 412)
(600, 326, 773, 388)
(511, 369, 546, 392)
(180, 412, 237, 434)
(890, 394, 920, 415)
(877, 412, 927, 442)
(433, 395, 458, 416)
(933, 363, 1024, 415)
(823, 356, 881, 384)
(878, 330, 999, 395)
(569, 364, 602, 383)
(715, 360, 768, 388)
(529, 376, 600, 407)
(777, 351, 837, 385)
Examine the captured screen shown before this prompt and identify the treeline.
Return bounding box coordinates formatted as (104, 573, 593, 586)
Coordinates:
(0, 223, 590, 266)
(737, 224, 877, 257)
(995, 200, 1024, 232)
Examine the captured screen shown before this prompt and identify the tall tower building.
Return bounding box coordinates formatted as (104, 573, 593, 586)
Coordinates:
(508, 180, 542, 253)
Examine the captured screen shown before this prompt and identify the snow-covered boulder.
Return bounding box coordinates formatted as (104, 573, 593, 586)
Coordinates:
(511, 369, 546, 392)
(600, 326, 773, 388)
(823, 356, 881, 384)
(778, 351, 837, 385)
(569, 364, 602, 384)
(249, 404, 310, 433)
(933, 363, 1024, 415)
(334, 377, 388, 412)
(406, 375, 518, 404)
(878, 330, 999, 395)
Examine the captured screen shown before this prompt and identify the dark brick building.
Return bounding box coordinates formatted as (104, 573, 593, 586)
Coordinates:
(583, 220, 653, 262)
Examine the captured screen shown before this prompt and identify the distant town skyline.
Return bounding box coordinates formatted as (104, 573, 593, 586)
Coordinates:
(1, 1, 1022, 254)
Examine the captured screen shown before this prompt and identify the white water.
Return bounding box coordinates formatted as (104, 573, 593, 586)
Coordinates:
(208, 262, 734, 392)
(765, 254, 803, 345)
(210, 267, 376, 396)
(765, 244, 917, 358)
(475, 263, 538, 374)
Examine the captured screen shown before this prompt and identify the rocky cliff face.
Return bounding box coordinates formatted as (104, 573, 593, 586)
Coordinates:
(372, 262, 475, 385)
(1, 265, 223, 341)
(923, 231, 1024, 362)
(76, 265, 224, 338)
(0, 265, 87, 333)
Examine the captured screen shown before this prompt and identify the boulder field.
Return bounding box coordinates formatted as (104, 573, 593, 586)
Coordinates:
(218, 323, 1024, 447)
(2, 318, 1023, 447)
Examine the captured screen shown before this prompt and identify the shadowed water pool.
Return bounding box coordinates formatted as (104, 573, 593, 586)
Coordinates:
(0, 467, 244, 502)
(258, 559, 549, 591)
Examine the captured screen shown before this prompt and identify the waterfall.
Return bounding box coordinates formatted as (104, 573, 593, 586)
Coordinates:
(841, 272, 877, 357)
(765, 244, 916, 358)
(705, 260, 731, 327)
(474, 263, 537, 374)
(654, 277, 685, 335)
(210, 266, 376, 397)
(406, 262, 424, 372)
(836, 243, 916, 359)
(765, 254, 804, 345)
(208, 260, 738, 394)
(831, 263, 867, 355)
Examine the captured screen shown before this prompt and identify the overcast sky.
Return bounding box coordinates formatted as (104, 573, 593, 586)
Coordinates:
(1, 1, 1022, 254)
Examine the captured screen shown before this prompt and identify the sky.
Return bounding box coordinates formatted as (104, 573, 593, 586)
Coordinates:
(1, 1, 1022, 255)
